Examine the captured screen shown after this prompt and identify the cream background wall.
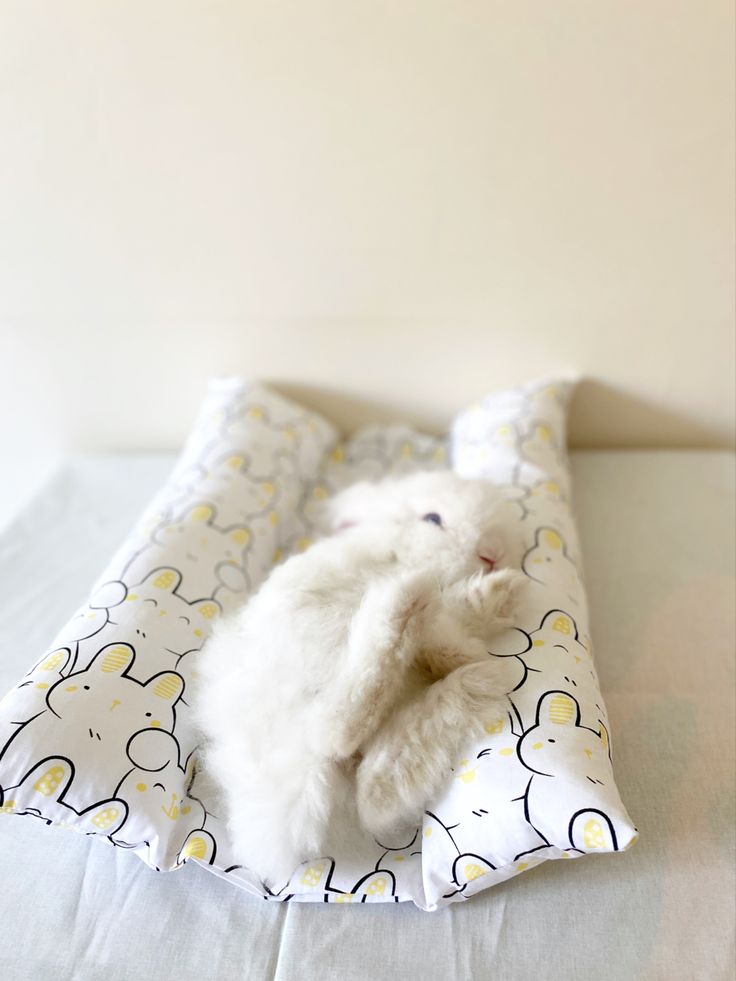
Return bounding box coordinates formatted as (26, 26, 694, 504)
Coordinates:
(1, 1, 734, 481)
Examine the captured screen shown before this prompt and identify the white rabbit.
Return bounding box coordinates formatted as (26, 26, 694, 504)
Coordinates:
(195, 471, 526, 889)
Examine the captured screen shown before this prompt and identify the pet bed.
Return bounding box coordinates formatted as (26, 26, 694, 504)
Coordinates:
(0, 379, 636, 909)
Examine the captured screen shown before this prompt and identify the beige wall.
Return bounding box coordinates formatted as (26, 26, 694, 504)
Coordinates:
(1, 0, 734, 460)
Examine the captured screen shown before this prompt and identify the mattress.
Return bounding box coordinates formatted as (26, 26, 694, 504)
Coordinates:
(1, 450, 734, 981)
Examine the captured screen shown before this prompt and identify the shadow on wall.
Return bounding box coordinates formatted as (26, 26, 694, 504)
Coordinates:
(269, 380, 432, 436)
(269, 378, 733, 450)
(569, 380, 733, 449)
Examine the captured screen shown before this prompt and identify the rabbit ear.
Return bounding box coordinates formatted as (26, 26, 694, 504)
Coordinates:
(319, 481, 378, 533)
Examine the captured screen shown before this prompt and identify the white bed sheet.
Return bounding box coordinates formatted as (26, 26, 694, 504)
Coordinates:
(1, 450, 734, 981)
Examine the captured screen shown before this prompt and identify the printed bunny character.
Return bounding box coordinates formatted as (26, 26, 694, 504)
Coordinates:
(113, 729, 208, 866)
(466, 715, 543, 858)
(421, 713, 542, 906)
(519, 420, 568, 488)
(123, 504, 253, 604)
(348, 867, 399, 903)
(0, 648, 72, 746)
(290, 858, 402, 904)
(222, 394, 336, 478)
(420, 810, 502, 905)
(522, 526, 579, 603)
(50, 580, 128, 673)
(490, 610, 600, 732)
(523, 479, 576, 533)
(176, 827, 217, 867)
(0, 756, 127, 836)
(0, 643, 184, 811)
(73, 569, 222, 674)
(169, 450, 280, 528)
(516, 691, 635, 858)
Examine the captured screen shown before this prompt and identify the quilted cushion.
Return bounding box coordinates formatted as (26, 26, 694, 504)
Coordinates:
(0, 378, 636, 909)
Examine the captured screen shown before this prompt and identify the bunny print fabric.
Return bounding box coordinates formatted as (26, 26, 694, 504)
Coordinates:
(0, 378, 636, 910)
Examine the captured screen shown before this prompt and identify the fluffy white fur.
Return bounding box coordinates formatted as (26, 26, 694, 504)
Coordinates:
(195, 471, 526, 889)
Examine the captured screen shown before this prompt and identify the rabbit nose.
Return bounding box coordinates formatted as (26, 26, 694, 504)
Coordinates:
(476, 531, 505, 569)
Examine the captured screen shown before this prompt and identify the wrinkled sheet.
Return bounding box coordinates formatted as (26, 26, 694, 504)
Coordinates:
(0, 450, 734, 980)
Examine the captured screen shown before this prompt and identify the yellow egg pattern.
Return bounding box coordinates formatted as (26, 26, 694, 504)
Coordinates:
(33, 765, 66, 797)
(153, 570, 177, 590)
(543, 530, 562, 549)
(39, 650, 66, 672)
(366, 876, 387, 896)
(583, 820, 607, 849)
(91, 807, 120, 831)
(552, 615, 572, 634)
(464, 863, 487, 882)
(456, 760, 478, 784)
(300, 863, 325, 888)
(181, 836, 208, 860)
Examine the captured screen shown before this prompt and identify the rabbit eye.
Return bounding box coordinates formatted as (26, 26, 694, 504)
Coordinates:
(422, 513, 442, 526)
